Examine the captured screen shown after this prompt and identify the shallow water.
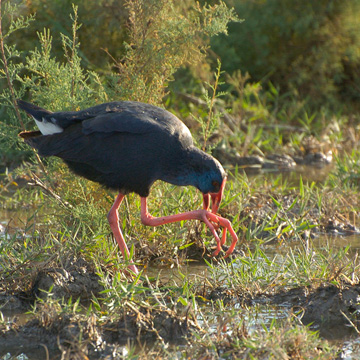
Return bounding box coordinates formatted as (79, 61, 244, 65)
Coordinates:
(0, 208, 38, 238)
(0, 312, 49, 360)
(245, 164, 334, 184)
(1, 347, 56, 360)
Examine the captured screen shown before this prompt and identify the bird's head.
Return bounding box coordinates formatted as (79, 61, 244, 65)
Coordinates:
(195, 155, 227, 214)
(171, 147, 227, 213)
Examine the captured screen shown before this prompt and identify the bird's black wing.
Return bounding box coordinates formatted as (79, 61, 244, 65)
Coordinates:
(25, 101, 190, 158)
(81, 110, 163, 135)
(81, 101, 184, 137)
(45, 101, 179, 136)
(40, 102, 126, 129)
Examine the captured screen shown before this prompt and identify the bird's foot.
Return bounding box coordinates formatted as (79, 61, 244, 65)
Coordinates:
(201, 211, 238, 258)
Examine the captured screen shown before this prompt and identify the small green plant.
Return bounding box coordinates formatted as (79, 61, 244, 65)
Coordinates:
(0, 1, 35, 164)
(333, 151, 360, 189)
(106, 0, 238, 104)
(19, 5, 106, 112)
(198, 59, 227, 151)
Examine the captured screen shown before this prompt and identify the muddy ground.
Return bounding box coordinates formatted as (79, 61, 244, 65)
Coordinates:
(1, 245, 360, 359)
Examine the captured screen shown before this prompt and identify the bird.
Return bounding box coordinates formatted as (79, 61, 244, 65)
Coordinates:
(18, 100, 238, 274)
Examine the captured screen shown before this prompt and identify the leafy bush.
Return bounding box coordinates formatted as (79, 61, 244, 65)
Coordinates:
(211, 0, 360, 110)
(0, 0, 238, 165)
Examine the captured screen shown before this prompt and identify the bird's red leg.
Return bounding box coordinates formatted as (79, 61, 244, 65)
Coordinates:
(108, 193, 139, 274)
(140, 197, 238, 257)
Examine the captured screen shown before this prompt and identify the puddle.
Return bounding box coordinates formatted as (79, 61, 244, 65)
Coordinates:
(341, 337, 360, 360)
(146, 262, 209, 283)
(315, 234, 360, 252)
(245, 164, 334, 184)
(263, 233, 360, 259)
(1, 310, 32, 326)
(0, 312, 45, 360)
(0, 208, 38, 240)
(1, 346, 57, 360)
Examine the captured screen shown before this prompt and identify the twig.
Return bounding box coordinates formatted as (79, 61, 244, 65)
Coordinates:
(202, 64, 221, 151)
(28, 173, 72, 209)
(340, 310, 360, 335)
(0, 0, 24, 130)
(40, 344, 50, 360)
(178, 92, 241, 133)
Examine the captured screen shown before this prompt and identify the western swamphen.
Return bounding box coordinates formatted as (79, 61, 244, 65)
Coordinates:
(18, 100, 238, 274)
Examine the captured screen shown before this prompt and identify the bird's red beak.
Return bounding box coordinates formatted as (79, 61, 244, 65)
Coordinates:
(203, 177, 227, 214)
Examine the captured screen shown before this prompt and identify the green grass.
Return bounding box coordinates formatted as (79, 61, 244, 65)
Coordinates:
(1, 153, 360, 290)
(2, 155, 360, 358)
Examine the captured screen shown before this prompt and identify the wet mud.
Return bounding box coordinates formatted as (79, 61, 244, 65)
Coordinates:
(0, 258, 200, 359)
(1, 253, 359, 359)
(269, 282, 360, 339)
(0, 302, 197, 359)
(208, 282, 360, 340)
(1, 257, 104, 312)
(31, 258, 104, 302)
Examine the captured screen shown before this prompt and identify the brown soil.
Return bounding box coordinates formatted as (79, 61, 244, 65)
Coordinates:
(1, 254, 359, 359)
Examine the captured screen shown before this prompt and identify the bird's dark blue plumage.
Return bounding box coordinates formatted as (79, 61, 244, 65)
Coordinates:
(18, 100, 225, 197)
(18, 99, 239, 275)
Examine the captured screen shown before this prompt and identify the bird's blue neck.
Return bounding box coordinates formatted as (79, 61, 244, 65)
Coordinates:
(159, 146, 221, 193)
(164, 171, 202, 188)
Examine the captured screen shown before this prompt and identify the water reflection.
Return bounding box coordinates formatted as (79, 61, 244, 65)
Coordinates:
(341, 337, 360, 360)
(244, 164, 334, 185)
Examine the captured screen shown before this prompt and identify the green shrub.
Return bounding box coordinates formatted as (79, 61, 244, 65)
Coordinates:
(211, 0, 360, 110)
(0, 0, 238, 164)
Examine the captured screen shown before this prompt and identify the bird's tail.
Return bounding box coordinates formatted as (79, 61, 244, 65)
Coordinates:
(17, 99, 52, 121)
(17, 99, 63, 135)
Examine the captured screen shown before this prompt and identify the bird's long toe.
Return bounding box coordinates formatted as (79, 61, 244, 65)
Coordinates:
(220, 227, 227, 246)
(211, 244, 222, 257)
(208, 214, 238, 258)
(223, 224, 238, 258)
